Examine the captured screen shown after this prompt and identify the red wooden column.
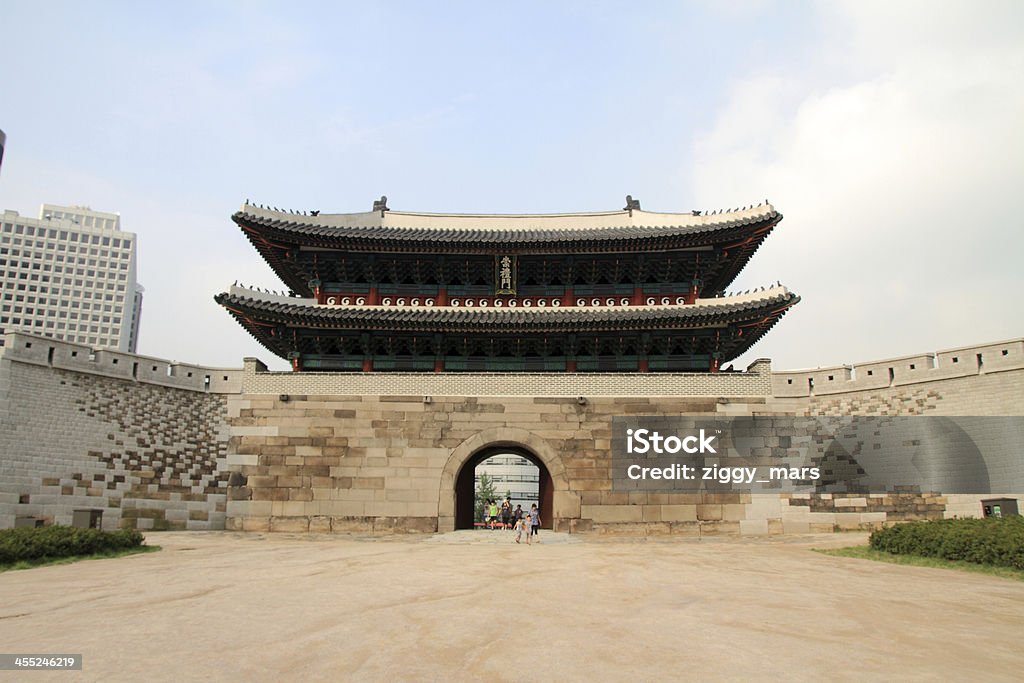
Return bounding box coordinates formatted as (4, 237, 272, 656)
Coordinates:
(361, 333, 373, 372)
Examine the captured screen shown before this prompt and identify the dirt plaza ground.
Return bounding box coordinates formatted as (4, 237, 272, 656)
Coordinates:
(1, 530, 1022, 682)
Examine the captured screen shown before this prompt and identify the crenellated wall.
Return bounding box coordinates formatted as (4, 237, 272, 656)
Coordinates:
(223, 337, 1024, 535)
(773, 339, 1024, 403)
(0, 332, 240, 530)
(1, 330, 1021, 534)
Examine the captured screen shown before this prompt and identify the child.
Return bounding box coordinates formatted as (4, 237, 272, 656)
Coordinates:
(513, 515, 525, 544)
(488, 499, 499, 529)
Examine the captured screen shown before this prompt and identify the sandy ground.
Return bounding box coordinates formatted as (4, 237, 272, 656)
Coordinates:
(1, 530, 1022, 682)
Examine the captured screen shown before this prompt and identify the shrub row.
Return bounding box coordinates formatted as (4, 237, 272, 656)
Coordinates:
(869, 516, 1024, 570)
(0, 525, 145, 564)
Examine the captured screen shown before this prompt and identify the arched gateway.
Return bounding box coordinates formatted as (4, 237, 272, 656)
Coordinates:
(213, 198, 817, 537)
(438, 428, 570, 533)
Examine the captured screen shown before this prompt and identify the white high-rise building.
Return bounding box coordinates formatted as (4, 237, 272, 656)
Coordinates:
(0, 203, 142, 351)
(475, 453, 540, 512)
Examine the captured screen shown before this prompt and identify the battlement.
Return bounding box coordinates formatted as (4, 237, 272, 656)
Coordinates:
(7, 330, 1019, 401)
(771, 338, 1024, 398)
(0, 331, 243, 393)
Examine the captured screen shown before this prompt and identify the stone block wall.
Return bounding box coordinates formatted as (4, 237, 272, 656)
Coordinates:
(223, 392, 782, 535)
(0, 332, 238, 530)
(225, 337, 1024, 536)
(3, 329, 1022, 536)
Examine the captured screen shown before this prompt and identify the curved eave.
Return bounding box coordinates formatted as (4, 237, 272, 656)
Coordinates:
(234, 210, 781, 297)
(215, 289, 799, 356)
(233, 207, 780, 251)
(218, 290, 798, 366)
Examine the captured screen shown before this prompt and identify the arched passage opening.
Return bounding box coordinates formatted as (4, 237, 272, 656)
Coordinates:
(455, 446, 554, 530)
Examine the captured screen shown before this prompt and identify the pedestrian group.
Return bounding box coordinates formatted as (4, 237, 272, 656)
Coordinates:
(482, 497, 541, 544)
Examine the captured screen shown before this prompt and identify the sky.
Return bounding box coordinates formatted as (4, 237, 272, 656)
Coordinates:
(1, 0, 1021, 372)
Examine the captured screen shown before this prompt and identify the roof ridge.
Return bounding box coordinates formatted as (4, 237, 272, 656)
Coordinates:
(237, 200, 777, 223)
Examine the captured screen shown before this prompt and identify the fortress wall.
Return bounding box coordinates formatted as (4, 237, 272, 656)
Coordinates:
(1, 332, 243, 393)
(773, 338, 1024, 399)
(2, 330, 1022, 535)
(800, 370, 1024, 417)
(223, 383, 1020, 536)
(791, 352, 1024, 525)
(226, 341, 1024, 535)
(0, 332, 235, 530)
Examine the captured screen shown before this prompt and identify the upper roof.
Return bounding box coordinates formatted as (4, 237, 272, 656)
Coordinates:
(233, 201, 780, 249)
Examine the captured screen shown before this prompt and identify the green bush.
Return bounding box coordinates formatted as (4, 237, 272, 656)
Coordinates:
(0, 526, 145, 564)
(869, 516, 1024, 570)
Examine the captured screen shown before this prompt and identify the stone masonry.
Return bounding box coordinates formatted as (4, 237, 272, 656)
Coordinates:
(2, 331, 1022, 535)
(0, 333, 240, 530)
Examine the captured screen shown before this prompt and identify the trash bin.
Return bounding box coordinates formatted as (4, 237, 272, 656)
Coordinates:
(981, 498, 1019, 518)
(72, 509, 103, 529)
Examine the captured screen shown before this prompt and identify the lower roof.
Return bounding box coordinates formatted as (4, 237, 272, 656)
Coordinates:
(216, 285, 799, 363)
(217, 285, 796, 331)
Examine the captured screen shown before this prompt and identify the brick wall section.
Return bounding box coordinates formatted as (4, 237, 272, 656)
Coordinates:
(242, 358, 773, 397)
(0, 332, 235, 530)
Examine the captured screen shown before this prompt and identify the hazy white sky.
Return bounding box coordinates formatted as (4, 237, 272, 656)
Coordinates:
(1, 1, 1021, 371)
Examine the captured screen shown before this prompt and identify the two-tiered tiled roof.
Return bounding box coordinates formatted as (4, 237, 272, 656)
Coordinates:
(218, 199, 798, 372)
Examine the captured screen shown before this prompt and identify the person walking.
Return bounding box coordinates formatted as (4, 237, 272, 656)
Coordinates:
(528, 504, 541, 544)
(500, 497, 512, 530)
(488, 499, 499, 530)
(513, 514, 525, 544)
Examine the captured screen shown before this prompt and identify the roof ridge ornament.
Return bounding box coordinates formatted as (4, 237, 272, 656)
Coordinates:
(623, 195, 641, 217)
(373, 195, 389, 217)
